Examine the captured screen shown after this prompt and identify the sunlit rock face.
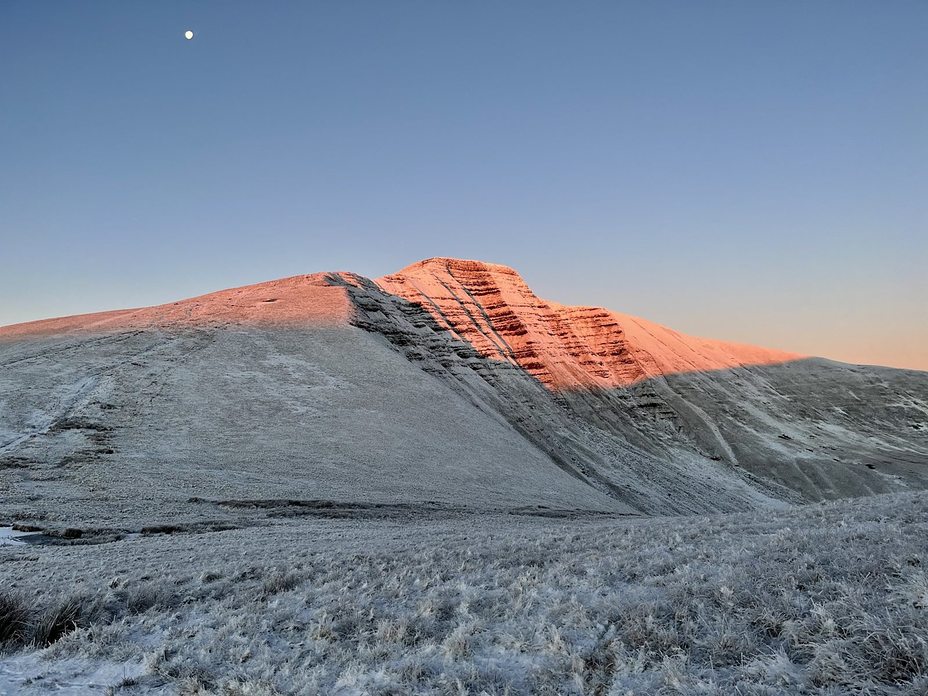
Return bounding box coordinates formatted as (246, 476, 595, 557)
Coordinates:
(377, 257, 798, 391)
(371, 259, 928, 506)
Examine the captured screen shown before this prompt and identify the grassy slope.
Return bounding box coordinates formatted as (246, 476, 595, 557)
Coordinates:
(1, 491, 927, 694)
(0, 325, 624, 528)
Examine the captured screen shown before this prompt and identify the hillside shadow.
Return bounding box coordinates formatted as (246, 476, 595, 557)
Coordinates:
(338, 275, 928, 510)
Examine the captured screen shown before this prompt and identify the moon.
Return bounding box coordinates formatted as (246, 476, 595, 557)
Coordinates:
(184, 30, 194, 40)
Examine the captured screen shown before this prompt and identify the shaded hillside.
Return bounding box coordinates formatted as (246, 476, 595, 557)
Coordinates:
(370, 259, 928, 504)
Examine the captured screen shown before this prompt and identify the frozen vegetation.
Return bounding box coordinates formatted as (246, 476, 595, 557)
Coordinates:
(1, 491, 927, 694)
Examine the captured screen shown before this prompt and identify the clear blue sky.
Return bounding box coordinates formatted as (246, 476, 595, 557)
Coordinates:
(2, 1, 926, 369)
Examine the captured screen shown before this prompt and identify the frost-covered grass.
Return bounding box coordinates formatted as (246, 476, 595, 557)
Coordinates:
(2, 492, 928, 694)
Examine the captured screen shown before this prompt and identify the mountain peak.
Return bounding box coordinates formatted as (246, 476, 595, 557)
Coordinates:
(2, 257, 799, 392)
(385, 257, 523, 279)
(376, 257, 798, 390)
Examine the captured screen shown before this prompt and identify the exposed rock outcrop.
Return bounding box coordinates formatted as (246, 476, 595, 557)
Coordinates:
(370, 259, 928, 505)
(377, 257, 798, 390)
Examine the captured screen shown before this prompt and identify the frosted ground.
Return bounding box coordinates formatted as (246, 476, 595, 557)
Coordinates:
(1, 491, 927, 695)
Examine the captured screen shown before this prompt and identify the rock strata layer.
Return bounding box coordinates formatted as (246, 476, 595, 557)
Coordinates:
(377, 258, 799, 390)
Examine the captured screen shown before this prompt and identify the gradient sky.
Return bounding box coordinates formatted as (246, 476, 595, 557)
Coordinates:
(1, 2, 926, 370)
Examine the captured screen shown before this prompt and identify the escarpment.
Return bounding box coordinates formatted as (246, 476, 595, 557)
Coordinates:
(2, 257, 927, 524)
(367, 259, 928, 504)
(376, 258, 799, 391)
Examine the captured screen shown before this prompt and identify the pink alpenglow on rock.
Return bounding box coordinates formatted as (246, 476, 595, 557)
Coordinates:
(376, 258, 800, 391)
(0, 258, 800, 389)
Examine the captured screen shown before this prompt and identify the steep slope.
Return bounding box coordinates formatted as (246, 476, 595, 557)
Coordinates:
(377, 258, 799, 390)
(0, 274, 630, 528)
(372, 258, 928, 503)
(332, 273, 790, 514)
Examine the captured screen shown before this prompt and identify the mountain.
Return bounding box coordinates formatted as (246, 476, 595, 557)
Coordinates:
(378, 258, 801, 390)
(2, 258, 927, 528)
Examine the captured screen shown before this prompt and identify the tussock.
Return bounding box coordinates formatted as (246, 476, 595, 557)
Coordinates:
(0, 593, 86, 649)
(0, 594, 31, 646)
(2, 492, 928, 693)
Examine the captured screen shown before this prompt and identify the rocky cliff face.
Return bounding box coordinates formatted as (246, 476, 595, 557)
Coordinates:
(369, 259, 928, 506)
(377, 258, 798, 390)
(2, 258, 927, 524)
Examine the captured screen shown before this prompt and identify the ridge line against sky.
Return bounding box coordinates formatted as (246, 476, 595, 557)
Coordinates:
(1, 1, 925, 370)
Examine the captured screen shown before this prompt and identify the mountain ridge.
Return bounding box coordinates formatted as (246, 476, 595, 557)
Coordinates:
(2, 257, 807, 384)
(1, 257, 926, 524)
(376, 257, 804, 390)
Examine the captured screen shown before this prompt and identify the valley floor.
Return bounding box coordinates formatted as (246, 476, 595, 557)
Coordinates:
(1, 492, 927, 695)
